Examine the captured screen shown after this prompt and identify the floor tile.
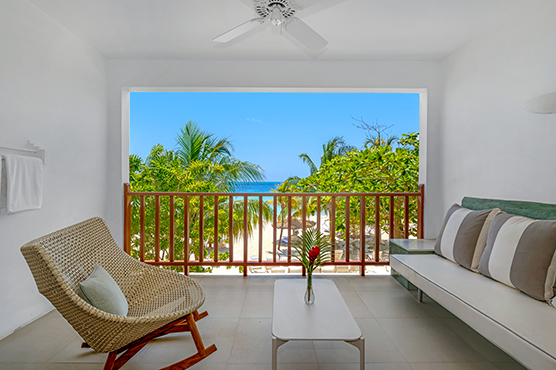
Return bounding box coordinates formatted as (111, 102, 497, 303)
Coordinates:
(37, 364, 103, 370)
(122, 363, 226, 370)
(0, 317, 79, 363)
(442, 318, 516, 363)
(340, 290, 374, 318)
(358, 289, 432, 318)
(47, 337, 107, 363)
(227, 364, 318, 370)
(276, 341, 317, 364)
(199, 288, 247, 319)
(241, 289, 274, 319)
(416, 293, 457, 319)
(138, 318, 237, 365)
(378, 318, 487, 363)
(492, 363, 528, 370)
(314, 319, 405, 364)
(347, 276, 404, 291)
(228, 319, 272, 364)
(0, 364, 42, 370)
(198, 276, 250, 290)
(409, 363, 499, 370)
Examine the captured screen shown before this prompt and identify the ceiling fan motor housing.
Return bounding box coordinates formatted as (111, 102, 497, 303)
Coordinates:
(254, 0, 297, 19)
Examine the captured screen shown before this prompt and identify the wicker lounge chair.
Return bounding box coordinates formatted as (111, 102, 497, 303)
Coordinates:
(20, 217, 216, 370)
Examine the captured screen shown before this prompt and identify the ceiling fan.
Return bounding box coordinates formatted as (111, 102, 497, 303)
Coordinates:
(213, 0, 328, 50)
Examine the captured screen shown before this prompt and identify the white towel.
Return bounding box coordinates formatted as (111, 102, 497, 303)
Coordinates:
(2, 154, 43, 214)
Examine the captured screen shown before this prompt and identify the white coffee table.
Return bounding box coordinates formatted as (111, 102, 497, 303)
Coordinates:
(272, 279, 365, 370)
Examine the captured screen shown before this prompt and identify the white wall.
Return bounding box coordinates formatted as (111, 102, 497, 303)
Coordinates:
(106, 59, 443, 243)
(0, 0, 108, 339)
(436, 0, 556, 229)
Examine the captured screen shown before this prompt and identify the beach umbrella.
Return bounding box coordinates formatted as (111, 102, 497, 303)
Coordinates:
(273, 218, 316, 229)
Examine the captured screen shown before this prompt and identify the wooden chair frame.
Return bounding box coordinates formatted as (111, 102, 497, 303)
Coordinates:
(82, 310, 216, 370)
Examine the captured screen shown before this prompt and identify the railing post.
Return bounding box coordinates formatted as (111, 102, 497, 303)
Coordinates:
(124, 183, 131, 254)
(360, 196, 366, 276)
(184, 196, 190, 276)
(418, 184, 425, 239)
(243, 196, 248, 277)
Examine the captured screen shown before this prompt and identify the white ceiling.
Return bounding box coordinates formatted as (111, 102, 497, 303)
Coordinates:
(28, 0, 522, 61)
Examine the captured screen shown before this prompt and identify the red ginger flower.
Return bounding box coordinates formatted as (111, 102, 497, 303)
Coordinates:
(308, 246, 320, 266)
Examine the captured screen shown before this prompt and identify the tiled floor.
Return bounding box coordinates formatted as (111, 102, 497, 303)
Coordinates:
(0, 275, 527, 370)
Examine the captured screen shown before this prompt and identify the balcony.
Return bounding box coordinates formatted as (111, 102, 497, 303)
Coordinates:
(123, 184, 424, 276)
(0, 275, 525, 369)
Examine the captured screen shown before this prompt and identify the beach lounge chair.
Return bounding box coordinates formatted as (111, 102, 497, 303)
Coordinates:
(20, 217, 216, 370)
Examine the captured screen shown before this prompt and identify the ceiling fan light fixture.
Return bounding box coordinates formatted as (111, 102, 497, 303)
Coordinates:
(270, 6, 283, 26)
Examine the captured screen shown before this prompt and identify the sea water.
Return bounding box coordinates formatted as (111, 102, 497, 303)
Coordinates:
(233, 182, 283, 212)
(234, 182, 281, 193)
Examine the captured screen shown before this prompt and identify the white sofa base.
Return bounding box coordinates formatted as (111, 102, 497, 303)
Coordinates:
(391, 254, 556, 370)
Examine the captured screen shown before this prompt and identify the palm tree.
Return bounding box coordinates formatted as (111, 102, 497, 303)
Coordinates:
(130, 121, 272, 265)
(299, 136, 353, 175)
(174, 120, 265, 191)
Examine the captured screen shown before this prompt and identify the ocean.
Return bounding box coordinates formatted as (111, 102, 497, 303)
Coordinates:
(234, 182, 282, 193)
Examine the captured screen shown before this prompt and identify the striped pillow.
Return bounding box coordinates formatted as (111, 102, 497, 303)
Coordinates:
(434, 204, 500, 271)
(478, 212, 556, 302)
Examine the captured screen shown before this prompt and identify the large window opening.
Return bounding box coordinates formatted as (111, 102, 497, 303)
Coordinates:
(126, 90, 423, 275)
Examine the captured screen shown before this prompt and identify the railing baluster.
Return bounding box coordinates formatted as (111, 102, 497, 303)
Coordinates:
(345, 196, 350, 263)
(259, 196, 263, 263)
(228, 195, 233, 263)
(374, 196, 380, 262)
(273, 195, 277, 263)
(155, 195, 160, 263)
(184, 196, 189, 275)
(360, 196, 366, 276)
(169, 195, 175, 262)
(199, 196, 204, 263)
(214, 196, 219, 263)
(288, 196, 292, 263)
(331, 196, 336, 262)
(389, 195, 395, 240)
(140, 195, 145, 262)
(418, 184, 425, 238)
(404, 195, 409, 239)
(124, 184, 131, 254)
(302, 195, 307, 232)
(243, 196, 248, 276)
(317, 196, 321, 232)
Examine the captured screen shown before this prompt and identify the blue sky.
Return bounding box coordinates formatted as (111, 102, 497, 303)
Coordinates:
(130, 92, 420, 182)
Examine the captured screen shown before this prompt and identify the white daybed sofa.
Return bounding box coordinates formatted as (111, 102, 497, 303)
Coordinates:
(391, 197, 556, 370)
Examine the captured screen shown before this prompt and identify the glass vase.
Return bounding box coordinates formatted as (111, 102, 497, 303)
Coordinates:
(304, 271, 315, 305)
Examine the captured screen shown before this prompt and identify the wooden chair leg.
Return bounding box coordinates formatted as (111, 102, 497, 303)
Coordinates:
(159, 312, 217, 370)
(93, 311, 216, 370)
(103, 351, 117, 370)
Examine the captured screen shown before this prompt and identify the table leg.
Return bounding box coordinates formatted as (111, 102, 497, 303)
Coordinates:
(271, 336, 288, 370)
(346, 336, 365, 370)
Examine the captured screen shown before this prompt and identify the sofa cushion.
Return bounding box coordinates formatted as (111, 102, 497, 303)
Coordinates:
(78, 264, 128, 316)
(434, 204, 500, 271)
(478, 212, 556, 302)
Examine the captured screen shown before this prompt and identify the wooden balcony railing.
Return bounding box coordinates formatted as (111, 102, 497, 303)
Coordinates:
(123, 184, 424, 276)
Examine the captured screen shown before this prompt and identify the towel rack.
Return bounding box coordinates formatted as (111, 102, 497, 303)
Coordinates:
(0, 141, 45, 164)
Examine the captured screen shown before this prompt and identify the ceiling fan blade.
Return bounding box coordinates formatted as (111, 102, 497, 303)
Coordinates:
(213, 18, 265, 43)
(284, 17, 327, 50)
(291, 0, 326, 9)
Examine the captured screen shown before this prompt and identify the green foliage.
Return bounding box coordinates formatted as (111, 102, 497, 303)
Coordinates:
(292, 228, 332, 273)
(287, 132, 420, 241)
(129, 121, 272, 273)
